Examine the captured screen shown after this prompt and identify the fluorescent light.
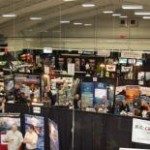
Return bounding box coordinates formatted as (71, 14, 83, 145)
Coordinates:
(112, 13, 121, 17)
(143, 16, 150, 19)
(135, 12, 150, 15)
(30, 17, 42, 20)
(2, 13, 17, 18)
(122, 4, 143, 10)
(103, 10, 114, 14)
(60, 20, 70, 24)
(84, 24, 92, 26)
(120, 15, 128, 19)
(73, 22, 82, 25)
(82, 3, 95, 8)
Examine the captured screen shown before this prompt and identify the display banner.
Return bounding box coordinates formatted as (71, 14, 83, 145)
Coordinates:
(0, 113, 21, 145)
(120, 148, 150, 150)
(121, 51, 142, 59)
(49, 119, 59, 150)
(132, 118, 150, 144)
(24, 114, 45, 150)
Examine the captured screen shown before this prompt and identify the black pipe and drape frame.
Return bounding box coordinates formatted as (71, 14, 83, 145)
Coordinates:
(5, 103, 150, 150)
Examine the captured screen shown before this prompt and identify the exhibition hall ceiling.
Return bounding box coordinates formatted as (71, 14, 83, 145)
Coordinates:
(0, 0, 149, 38)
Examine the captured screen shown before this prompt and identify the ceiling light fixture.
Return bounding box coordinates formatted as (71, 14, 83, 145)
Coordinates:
(82, 3, 95, 8)
(73, 22, 82, 25)
(143, 16, 150, 19)
(103, 10, 114, 14)
(120, 15, 128, 19)
(112, 13, 121, 17)
(60, 20, 70, 24)
(135, 12, 150, 15)
(30, 17, 42, 20)
(2, 13, 17, 18)
(122, 4, 143, 10)
(84, 24, 92, 26)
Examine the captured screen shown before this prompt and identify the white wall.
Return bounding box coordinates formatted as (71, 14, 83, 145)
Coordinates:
(6, 17, 150, 51)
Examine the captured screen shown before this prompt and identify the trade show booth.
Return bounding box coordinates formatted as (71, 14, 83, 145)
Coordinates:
(3, 103, 150, 150)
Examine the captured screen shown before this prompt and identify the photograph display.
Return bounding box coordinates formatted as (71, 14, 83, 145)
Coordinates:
(25, 114, 45, 150)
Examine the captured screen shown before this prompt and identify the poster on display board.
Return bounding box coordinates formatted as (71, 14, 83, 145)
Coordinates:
(48, 119, 59, 150)
(94, 82, 108, 106)
(0, 114, 21, 145)
(132, 118, 150, 144)
(24, 114, 45, 150)
(4, 75, 14, 101)
(81, 82, 94, 107)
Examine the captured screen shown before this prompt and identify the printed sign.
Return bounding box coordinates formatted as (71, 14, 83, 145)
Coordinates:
(132, 118, 150, 144)
(97, 50, 110, 57)
(121, 51, 142, 59)
(67, 63, 75, 75)
(106, 65, 116, 72)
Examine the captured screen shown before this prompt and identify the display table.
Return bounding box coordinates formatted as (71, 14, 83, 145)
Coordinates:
(4, 103, 150, 150)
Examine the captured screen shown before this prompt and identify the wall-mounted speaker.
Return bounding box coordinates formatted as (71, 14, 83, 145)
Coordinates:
(130, 19, 138, 27)
(120, 19, 128, 27)
(120, 19, 138, 27)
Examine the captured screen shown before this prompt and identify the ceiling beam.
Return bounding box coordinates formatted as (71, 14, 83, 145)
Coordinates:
(30, 5, 117, 37)
(0, 0, 64, 24)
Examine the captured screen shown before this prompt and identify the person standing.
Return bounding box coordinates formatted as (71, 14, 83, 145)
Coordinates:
(23, 125, 38, 150)
(5, 124, 23, 150)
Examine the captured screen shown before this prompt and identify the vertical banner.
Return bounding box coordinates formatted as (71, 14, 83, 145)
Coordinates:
(132, 118, 150, 144)
(24, 114, 45, 150)
(49, 119, 59, 150)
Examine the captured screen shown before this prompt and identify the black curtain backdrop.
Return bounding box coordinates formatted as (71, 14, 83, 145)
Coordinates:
(5, 104, 150, 150)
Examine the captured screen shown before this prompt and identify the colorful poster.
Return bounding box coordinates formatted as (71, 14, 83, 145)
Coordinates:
(94, 82, 108, 106)
(49, 119, 59, 150)
(132, 118, 150, 144)
(24, 114, 45, 150)
(81, 82, 94, 107)
(0, 114, 21, 145)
